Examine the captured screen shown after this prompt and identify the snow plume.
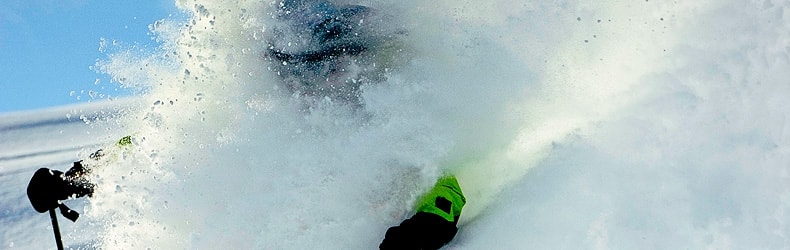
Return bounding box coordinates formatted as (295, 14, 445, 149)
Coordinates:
(78, 0, 789, 249)
(87, 0, 535, 247)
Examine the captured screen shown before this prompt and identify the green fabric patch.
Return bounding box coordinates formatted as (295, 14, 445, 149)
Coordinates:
(415, 176, 466, 223)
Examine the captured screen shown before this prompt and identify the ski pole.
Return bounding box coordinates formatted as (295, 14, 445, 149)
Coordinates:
(49, 209, 64, 250)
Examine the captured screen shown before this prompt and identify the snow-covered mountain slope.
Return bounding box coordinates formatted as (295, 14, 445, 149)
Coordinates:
(2, 0, 789, 249)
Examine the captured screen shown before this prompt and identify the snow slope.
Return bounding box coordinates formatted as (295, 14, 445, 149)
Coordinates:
(2, 0, 789, 249)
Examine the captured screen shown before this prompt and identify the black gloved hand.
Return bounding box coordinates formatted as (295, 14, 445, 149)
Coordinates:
(27, 162, 95, 222)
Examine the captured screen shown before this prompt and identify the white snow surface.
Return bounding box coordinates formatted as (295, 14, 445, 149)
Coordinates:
(2, 0, 790, 249)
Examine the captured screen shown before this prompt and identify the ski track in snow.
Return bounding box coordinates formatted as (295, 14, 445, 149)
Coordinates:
(2, 0, 790, 249)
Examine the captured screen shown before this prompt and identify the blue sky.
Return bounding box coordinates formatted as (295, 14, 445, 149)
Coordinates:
(0, 0, 180, 113)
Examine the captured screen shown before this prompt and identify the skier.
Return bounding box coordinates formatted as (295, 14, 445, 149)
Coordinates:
(380, 175, 466, 250)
